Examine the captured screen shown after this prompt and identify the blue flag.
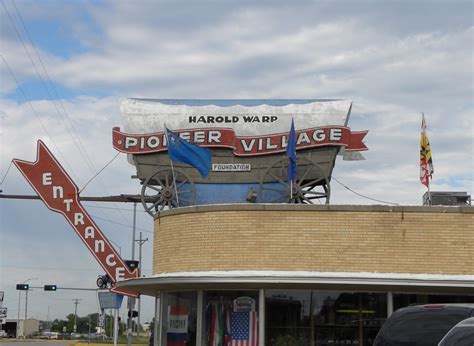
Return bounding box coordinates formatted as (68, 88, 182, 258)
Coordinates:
(286, 119, 297, 182)
(166, 128, 212, 178)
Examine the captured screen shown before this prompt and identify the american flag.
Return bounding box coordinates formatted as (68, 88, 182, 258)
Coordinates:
(229, 311, 258, 346)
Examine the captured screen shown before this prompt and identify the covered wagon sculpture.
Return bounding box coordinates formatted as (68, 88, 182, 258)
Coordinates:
(113, 99, 368, 217)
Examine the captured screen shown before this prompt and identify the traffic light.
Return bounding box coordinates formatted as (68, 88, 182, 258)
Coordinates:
(127, 310, 138, 318)
(125, 260, 139, 271)
(44, 285, 57, 291)
(16, 284, 29, 290)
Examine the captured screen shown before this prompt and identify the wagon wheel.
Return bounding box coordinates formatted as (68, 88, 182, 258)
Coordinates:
(259, 156, 330, 204)
(141, 168, 195, 217)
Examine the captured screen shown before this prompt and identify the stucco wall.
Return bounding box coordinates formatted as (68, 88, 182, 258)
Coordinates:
(153, 205, 473, 276)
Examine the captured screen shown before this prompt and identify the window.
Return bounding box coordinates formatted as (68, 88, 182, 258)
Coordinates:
(265, 290, 387, 346)
(202, 290, 259, 346)
(161, 291, 198, 346)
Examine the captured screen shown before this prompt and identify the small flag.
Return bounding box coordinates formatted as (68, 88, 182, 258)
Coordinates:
(286, 119, 297, 182)
(229, 311, 258, 346)
(420, 113, 434, 188)
(166, 128, 212, 178)
(167, 306, 190, 346)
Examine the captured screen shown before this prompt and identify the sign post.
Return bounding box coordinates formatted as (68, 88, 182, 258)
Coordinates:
(98, 292, 124, 346)
(13, 141, 138, 297)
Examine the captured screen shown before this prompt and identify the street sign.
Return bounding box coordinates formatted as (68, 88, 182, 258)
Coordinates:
(63, 326, 67, 333)
(0, 307, 7, 318)
(98, 292, 124, 310)
(98, 313, 105, 327)
(13, 141, 138, 297)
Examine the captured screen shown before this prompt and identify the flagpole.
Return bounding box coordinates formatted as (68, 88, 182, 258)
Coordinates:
(290, 180, 293, 203)
(427, 177, 432, 206)
(164, 125, 180, 206)
(287, 118, 297, 204)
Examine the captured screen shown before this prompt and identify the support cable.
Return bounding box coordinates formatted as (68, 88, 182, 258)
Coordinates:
(79, 153, 120, 194)
(0, 161, 13, 185)
(332, 176, 400, 206)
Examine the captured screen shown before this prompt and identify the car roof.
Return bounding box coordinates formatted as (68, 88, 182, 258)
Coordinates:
(406, 303, 474, 309)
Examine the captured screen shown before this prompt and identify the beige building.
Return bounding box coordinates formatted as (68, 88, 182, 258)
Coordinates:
(118, 204, 474, 346)
(5, 318, 40, 338)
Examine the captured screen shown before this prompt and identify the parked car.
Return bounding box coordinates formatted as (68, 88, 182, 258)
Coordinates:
(439, 317, 474, 345)
(374, 304, 474, 346)
(89, 332, 109, 340)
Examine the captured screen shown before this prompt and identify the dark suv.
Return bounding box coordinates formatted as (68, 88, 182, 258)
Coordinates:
(374, 304, 474, 346)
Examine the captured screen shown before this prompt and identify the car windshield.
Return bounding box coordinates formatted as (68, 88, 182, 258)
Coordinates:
(439, 327, 474, 346)
(375, 307, 471, 346)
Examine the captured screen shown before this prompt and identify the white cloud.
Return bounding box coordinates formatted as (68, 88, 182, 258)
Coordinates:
(1, 0, 472, 323)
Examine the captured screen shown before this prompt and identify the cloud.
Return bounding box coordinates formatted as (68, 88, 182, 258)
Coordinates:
(1, 0, 472, 322)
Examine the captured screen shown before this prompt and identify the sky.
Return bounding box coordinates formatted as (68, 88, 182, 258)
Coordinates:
(0, 0, 473, 325)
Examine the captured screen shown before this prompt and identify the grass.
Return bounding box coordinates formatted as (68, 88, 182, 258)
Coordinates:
(74, 336, 149, 344)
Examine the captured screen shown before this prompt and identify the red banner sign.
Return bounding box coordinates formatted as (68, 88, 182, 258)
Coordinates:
(112, 126, 368, 156)
(13, 141, 138, 297)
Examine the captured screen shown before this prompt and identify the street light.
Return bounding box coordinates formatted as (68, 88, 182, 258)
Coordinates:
(17, 277, 37, 338)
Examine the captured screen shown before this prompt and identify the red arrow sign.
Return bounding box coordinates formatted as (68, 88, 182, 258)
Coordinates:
(13, 140, 138, 297)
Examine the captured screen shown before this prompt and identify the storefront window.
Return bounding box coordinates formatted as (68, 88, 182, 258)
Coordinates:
(161, 291, 198, 346)
(202, 290, 259, 346)
(265, 290, 386, 346)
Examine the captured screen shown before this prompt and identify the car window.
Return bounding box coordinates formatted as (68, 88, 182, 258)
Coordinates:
(375, 308, 471, 346)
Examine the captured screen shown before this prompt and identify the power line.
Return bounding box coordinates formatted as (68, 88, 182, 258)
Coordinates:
(2, 264, 152, 271)
(6, 0, 97, 177)
(82, 204, 148, 213)
(332, 176, 400, 206)
(0, 54, 83, 184)
(4, 0, 133, 226)
(90, 214, 152, 234)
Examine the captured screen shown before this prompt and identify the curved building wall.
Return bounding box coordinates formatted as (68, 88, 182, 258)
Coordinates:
(153, 204, 473, 275)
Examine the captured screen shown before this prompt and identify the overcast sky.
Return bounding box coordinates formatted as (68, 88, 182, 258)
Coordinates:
(1, 0, 472, 324)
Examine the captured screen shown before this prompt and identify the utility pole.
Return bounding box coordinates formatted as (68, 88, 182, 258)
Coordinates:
(127, 202, 137, 346)
(17, 291, 21, 338)
(72, 299, 82, 334)
(20, 277, 36, 338)
(46, 306, 50, 332)
(135, 231, 148, 336)
(24, 289, 28, 336)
